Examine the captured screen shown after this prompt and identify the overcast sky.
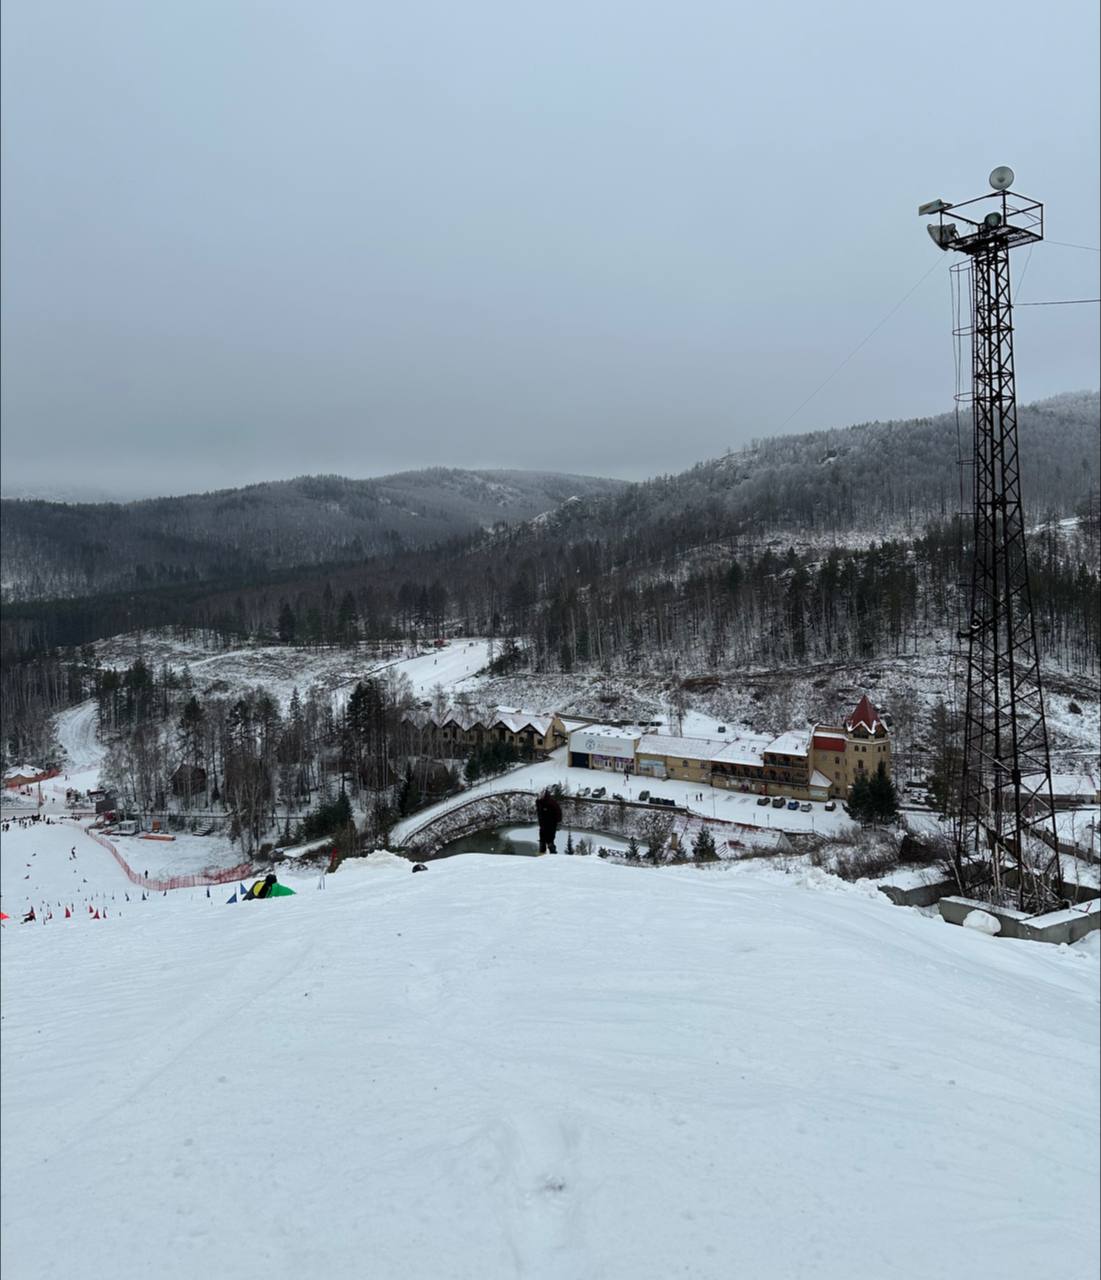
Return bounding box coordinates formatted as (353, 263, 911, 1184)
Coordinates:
(2, 0, 1098, 499)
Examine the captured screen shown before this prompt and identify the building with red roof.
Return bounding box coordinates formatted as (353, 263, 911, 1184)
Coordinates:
(810, 694, 892, 798)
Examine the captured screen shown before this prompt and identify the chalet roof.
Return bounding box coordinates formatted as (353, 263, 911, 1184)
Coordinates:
(407, 706, 556, 735)
(494, 710, 554, 736)
(441, 709, 485, 732)
(4, 764, 43, 780)
(845, 695, 882, 735)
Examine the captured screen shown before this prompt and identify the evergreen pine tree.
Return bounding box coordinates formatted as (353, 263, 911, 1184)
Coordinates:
(867, 763, 900, 824)
(844, 772, 873, 824)
(626, 835, 640, 863)
(693, 826, 719, 862)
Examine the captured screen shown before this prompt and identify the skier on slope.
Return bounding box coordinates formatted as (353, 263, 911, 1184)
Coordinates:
(535, 789, 562, 855)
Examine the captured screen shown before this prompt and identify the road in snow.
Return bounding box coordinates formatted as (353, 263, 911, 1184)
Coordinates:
(1, 821, 1097, 1280)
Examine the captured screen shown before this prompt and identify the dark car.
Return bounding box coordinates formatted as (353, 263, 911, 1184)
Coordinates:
(787, 799, 799, 811)
(824, 800, 837, 811)
(756, 795, 770, 806)
(639, 789, 650, 802)
(771, 796, 785, 809)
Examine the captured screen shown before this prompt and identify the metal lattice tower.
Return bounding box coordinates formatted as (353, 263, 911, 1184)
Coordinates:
(921, 169, 1062, 909)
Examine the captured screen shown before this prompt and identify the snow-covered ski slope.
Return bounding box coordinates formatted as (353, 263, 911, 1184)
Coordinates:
(2, 828, 1097, 1280)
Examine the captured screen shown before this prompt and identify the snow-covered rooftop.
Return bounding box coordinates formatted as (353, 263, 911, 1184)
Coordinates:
(569, 724, 639, 741)
(712, 735, 772, 767)
(766, 730, 812, 757)
(1020, 773, 1099, 797)
(636, 734, 721, 762)
(495, 711, 555, 735)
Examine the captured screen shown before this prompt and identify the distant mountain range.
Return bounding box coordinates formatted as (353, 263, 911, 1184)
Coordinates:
(1, 392, 1096, 606)
(0, 469, 628, 602)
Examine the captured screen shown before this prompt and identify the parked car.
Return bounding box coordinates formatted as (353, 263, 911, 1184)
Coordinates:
(577, 787, 590, 798)
(800, 802, 812, 813)
(639, 789, 650, 802)
(591, 787, 606, 799)
(612, 793, 624, 801)
(756, 795, 770, 807)
(787, 799, 799, 811)
(824, 800, 837, 811)
(771, 797, 785, 809)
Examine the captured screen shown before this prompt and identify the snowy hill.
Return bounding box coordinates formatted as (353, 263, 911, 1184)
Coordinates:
(2, 822, 1097, 1280)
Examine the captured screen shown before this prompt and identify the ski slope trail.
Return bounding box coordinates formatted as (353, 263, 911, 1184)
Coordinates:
(54, 700, 104, 775)
(1, 852, 1097, 1280)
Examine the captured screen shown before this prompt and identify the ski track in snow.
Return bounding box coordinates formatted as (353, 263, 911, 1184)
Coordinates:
(1, 828, 1098, 1280)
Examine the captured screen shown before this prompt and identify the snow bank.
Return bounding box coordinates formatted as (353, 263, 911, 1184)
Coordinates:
(962, 908, 1001, 935)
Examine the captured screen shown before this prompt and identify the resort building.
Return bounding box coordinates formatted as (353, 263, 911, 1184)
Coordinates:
(403, 708, 568, 756)
(566, 695, 891, 801)
(567, 725, 641, 773)
(809, 695, 892, 797)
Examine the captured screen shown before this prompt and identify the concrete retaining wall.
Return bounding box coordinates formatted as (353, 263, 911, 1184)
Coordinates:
(878, 878, 958, 908)
(938, 895, 1101, 945)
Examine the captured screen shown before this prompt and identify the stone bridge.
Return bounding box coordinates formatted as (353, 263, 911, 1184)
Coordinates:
(396, 789, 727, 859)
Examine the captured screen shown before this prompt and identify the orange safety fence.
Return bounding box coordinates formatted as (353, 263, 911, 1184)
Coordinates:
(83, 825, 253, 892)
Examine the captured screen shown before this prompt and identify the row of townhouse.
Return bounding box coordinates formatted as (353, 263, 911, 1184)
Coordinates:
(402, 707, 569, 756)
(567, 695, 892, 801)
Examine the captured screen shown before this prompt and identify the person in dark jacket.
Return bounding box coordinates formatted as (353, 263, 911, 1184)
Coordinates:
(244, 874, 278, 900)
(535, 789, 562, 854)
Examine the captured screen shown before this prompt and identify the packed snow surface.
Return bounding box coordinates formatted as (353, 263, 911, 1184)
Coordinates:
(2, 819, 1097, 1280)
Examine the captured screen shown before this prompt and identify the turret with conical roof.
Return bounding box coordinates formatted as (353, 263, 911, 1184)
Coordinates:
(845, 694, 885, 738)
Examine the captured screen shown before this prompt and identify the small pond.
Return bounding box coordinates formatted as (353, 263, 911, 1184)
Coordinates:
(438, 823, 634, 858)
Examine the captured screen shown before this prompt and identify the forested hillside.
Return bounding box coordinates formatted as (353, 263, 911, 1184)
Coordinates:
(528, 391, 1099, 547)
(2, 394, 1098, 769)
(0, 468, 626, 601)
(3, 393, 1095, 606)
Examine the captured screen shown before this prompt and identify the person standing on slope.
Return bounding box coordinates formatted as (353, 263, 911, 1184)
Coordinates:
(535, 789, 562, 854)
